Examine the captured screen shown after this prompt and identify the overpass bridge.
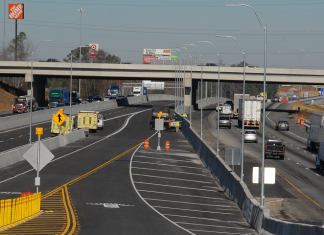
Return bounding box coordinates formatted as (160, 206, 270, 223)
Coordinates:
(1, 61, 324, 108)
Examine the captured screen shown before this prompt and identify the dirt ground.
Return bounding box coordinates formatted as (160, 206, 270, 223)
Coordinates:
(0, 88, 15, 112)
(289, 103, 324, 121)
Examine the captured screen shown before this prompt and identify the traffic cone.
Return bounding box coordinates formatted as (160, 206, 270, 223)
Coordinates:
(144, 139, 149, 149)
(165, 141, 170, 151)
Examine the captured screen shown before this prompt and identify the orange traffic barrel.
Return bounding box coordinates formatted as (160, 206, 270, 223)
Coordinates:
(297, 100, 300, 104)
(300, 119, 304, 126)
(297, 118, 300, 124)
(294, 102, 296, 106)
(301, 115, 304, 119)
(144, 139, 149, 149)
(20, 191, 33, 197)
(165, 141, 170, 151)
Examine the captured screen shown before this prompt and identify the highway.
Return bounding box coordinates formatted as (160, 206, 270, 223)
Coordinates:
(0, 100, 257, 234)
(201, 101, 323, 225)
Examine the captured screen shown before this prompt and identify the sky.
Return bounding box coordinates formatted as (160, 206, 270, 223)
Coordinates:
(1, 0, 324, 69)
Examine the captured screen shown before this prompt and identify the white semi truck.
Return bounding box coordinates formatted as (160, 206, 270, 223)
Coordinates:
(133, 87, 142, 96)
(238, 99, 262, 129)
(233, 94, 250, 119)
(316, 142, 324, 172)
(307, 113, 324, 151)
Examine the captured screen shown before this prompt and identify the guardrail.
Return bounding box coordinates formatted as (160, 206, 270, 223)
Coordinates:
(0, 193, 41, 228)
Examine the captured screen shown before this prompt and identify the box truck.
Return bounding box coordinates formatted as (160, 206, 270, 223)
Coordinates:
(233, 94, 250, 119)
(307, 113, 324, 151)
(12, 96, 38, 113)
(238, 99, 262, 129)
(48, 88, 69, 108)
(133, 87, 142, 96)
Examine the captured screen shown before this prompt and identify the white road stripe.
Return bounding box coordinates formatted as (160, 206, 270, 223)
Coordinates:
(176, 222, 244, 230)
(189, 229, 249, 234)
(144, 198, 232, 208)
(132, 161, 205, 170)
(153, 206, 233, 215)
(138, 189, 225, 200)
(134, 155, 196, 163)
(136, 182, 222, 192)
(164, 214, 248, 224)
(132, 167, 208, 177)
(132, 173, 212, 184)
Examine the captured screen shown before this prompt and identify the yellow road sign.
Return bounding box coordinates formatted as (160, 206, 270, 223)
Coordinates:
(53, 110, 66, 126)
(158, 111, 162, 119)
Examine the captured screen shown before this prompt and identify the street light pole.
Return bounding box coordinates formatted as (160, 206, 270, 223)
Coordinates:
(215, 35, 246, 182)
(185, 44, 203, 139)
(227, 3, 267, 207)
(30, 40, 53, 145)
(197, 41, 220, 156)
(77, 8, 85, 97)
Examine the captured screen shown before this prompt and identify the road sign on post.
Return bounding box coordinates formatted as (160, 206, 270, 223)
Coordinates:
(155, 118, 164, 151)
(52, 109, 66, 126)
(225, 148, 241, 172)
(24, 128, 54, 193)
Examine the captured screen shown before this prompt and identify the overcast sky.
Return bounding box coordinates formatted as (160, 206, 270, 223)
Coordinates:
(1, 0, 323, 69)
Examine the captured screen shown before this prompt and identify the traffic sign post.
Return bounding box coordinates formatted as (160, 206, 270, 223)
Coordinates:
(24, 128, 54, 193)
(155, 112, 164, 151)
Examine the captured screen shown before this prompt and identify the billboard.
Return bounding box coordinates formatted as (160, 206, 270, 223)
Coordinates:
(321, 88, 324, 96)
(143, 49, 171, 56)
(9, 3, 24, 19)
(143, 56, 156, 64)
(89, 43, 99, 60)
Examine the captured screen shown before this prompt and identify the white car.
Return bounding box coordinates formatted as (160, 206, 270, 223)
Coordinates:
(104, 96, 110, 101)
(97, 114, 104, 130)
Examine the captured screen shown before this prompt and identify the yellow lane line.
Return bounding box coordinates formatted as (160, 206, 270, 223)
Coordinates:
(61, 189, 70, 235)
(207, 110, 323, 209)
(208, 111, 215, 129)
(64, 185, 76, 235)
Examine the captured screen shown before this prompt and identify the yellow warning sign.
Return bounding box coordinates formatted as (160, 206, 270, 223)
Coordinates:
(158, 111, 162, 119)
(52, 110, 66, 126)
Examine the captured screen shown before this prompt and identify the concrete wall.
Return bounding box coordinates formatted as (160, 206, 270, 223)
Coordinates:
(0, 128, 87, 170)
(197, 97, 229, 109)
(181, 118, 324, 235)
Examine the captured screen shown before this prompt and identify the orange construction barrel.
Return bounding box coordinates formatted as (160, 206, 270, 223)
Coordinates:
(297, 100, 300, 104)
(294, 102, 296, 106)
(301, 115, 304, 119)
(20, 191, 33, 197)
(297, 118, 300, 124)
(165, 141, 170, 151)
(144, 139, 149, 149)
(300, 119, 304, 126)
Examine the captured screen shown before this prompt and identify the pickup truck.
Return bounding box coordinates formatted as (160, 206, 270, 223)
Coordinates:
(265, 139, 285, 160)
(39, 58, 60, 62)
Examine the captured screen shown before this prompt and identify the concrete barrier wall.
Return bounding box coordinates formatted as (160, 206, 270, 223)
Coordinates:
(197, 97, 228, 109)
(147, 94, 180, 101)
(181, 118, 324, 235)
(0, 100, 118, 132)
(0, 128, 87, 170)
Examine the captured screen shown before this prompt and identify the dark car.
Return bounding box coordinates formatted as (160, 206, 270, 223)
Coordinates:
(276, 120, 289, 131)
(93, 96, 103, 102)
(218, 116, 231, 129)
(265, 139, 285, 160)
(35, 107, 45, 111)
(87, 96, 94, 103)
(272, 97, 280, 102)
(206, 63, 218, 66)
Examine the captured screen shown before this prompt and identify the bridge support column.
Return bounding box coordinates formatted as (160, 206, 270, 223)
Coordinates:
(184, 77, 198, 113)
(25, 73, 47, 107)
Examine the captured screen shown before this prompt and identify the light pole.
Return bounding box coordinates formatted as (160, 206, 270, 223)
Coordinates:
(197, 41, 220, 156)
(215, 35, 246, 182)
(185, 44, 203, 139)
(297, 47, 304, 69)
(227, 3, 267, 207)
(279, 50, 282, 68)
(176, 47, 190, 115)
(30, 40, 53, 145)
(77, 8, 85, 96)
(172, 49, 181, 112)
(174, 49, 185, 114)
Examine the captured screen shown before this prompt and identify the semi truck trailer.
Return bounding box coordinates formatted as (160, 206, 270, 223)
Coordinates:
(238, 99, 262, 129)
(307, 113, 324, 151)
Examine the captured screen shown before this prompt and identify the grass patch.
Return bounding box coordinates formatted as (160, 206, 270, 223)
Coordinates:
(289, 103, 324, 121)
(0, 88, 16, 112)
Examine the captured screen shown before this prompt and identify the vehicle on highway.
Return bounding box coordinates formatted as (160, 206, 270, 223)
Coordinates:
(133, 87, 142, 96)
(206, 62, 218, 66)
(221, 104, 232, 115)
(116, 95, 126, 99)
(35, 107, 46, 111)
(18, 110, 29, 114)
(109, 85, 120, 97)
(216, 103, 223, 112)
(77, 111, 98, 133)
(307, 112, 324, 150)
(39, 58, 60, 62)
(265, 139, 285, 160)
(49, 88, 69, 107)
(272, 97, 280, 102)
(104, 96, 110, 101)
(87, 96, 94, 103)
(315, 143, 324, 172)
(127, 94, 135, 97)
(244, 130, 258, 143)
(276, 120, 289, 131)
(246, 65, 258, 68)
(218, 116, 231, 129)
(12, 96, 38, 113)
(97, 113, 104, 130)
(51, 114, 75, 136)
(57, 103, 66, 107)
(238, 99, 261, 129)
(233, 94, 250, 119)
(93, 96, 103, 102)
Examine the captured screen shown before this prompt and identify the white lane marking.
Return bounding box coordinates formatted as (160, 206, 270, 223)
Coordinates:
(304, 151, 307, 153)
(129, 136, 195, 235)
(176, 222, 244, 230)
(132, 173, 211, 184)
(144, 198, 232, 208)
(19, 135, 23, 137)
(0, 109, 150, 185)
(297, 147, 299, 149)
(104, 111, 143, 122)
(134, 155, 196, 163)
(10, 138, 14, 139)
(164, 214, 248, 224)
(132, 161, 204, 170)
(132, 167, 207, 177)
(296, 163, 301, 165)
(291, 144, 293, 146)
(0, 192, 22, 194)
(306, 168, 310, 170)
(135, 182, 221, 193)
(312, 155, 316, 157)
(153, 206, 233, 215)
(189, 229, 249, 234)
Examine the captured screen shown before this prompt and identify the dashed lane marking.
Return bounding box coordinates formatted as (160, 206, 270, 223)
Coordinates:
(152, 206, 233, 215)
(144, 198, 231, 208)
(132, 173, 212, 184)
(132, 167, 207, 176)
